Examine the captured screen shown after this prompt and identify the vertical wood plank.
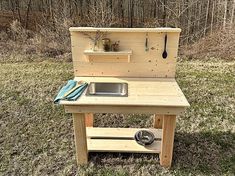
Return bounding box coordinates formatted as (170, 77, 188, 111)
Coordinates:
(72, 113, 88, 164)
(72, 32, 180, 78)
(153, 114, 163, 129)
(85, 113, 94, 127)
(160, 115, 176, 167)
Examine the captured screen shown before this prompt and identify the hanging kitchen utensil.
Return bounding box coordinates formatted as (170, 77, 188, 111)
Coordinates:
(162, 34, 168, 59)
(145, 33, 149, 52)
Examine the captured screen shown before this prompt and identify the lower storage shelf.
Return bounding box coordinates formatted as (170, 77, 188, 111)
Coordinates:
(87, 139, 161, 153)
(86, 127, 162, 153)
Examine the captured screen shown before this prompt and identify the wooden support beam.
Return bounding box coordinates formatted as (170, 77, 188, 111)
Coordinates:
(65, 105, 185, 115)
(72, 113, 88, 165)
(153, 114, 163, 128)
(160, 115, 176, 167)
(85, 113, 94, 127)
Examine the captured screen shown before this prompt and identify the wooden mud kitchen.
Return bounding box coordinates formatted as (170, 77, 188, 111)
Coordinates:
(60, 27, 190, 168)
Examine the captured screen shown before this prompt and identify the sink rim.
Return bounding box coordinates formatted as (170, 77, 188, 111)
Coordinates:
(85, 82, 128, 97)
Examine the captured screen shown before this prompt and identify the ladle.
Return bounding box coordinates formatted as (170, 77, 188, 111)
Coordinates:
(162, 34, 168, 59)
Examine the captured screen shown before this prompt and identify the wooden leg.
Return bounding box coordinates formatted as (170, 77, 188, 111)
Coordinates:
(72, 113, 88, 165)
(160, 115, 176, 168)
(85, 113, 94, 127)
(153, 114, 163, 129)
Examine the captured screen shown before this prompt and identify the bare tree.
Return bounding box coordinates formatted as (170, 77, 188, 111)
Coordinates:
(86, 0, 115, 27)
(204, 0, 210, 36)
(1, 0, 234, 44)
(230, 0, 235, 27)
(210, 0, 215, 34)
(25, 0, 32, 28)
(223, 0, 228, 30)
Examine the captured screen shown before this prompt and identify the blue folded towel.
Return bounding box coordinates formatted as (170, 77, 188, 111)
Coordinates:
(54, 80, 88, 104)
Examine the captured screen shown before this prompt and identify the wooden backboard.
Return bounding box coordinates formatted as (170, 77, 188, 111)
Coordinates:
(70, 27, 181, 78)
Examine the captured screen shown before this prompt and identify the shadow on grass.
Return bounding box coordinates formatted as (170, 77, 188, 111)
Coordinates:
(87, 131, 235, 175)
(173, 131, 235, 174)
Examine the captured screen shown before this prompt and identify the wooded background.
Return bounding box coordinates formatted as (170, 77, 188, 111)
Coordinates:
(0, 0, 234, 44)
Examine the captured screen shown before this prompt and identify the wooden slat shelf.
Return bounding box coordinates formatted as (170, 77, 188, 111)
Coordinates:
(86, 127, 162, 153)
(87, 139, 161, 153)
(84, 50, 132, 62)
(86, 127, 162, 139)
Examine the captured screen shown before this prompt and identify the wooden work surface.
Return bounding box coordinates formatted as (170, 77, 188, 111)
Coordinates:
(60, 77, 189, 108)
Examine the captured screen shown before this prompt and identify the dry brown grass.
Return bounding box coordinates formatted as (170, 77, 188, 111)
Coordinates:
(180, 28, 235, 60)
(0, 20, 72, 62)
(1, 19, 235, 63)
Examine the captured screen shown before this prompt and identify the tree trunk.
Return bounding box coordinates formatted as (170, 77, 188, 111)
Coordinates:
(210, 0, 215, 34)
(204, 0, 210, 37)
(223, 0, 228, 30)
(25, 0, 32, 29)
(163, 0, 167, 27)
(230, 0, 235, 27)
(197, 1, 201, 32)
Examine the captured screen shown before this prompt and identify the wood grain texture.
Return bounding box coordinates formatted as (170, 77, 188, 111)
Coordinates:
(69, 27, 181, 33)
(70, 29, 180, 78)
(86, 127, 162, 139)
(85, 113, 93, 127)
(84, 50, 132, 63)
(72, 113, 88, 164)
(60, 77, 190, 108)
(160, 115, 176, 167)
(153, 114, 163, 129)
(87, 139, 161, 153)
(65, 105, 186, 115)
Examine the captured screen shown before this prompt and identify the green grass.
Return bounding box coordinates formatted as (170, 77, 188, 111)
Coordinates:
(0, 59, 234, 175)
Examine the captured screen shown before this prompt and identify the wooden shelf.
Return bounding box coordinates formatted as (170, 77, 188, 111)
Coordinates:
(87, 139, 161, 153)
(84, 50, 132, 55)
(86, 127, 162, 153)
(84, 50, 132, 62)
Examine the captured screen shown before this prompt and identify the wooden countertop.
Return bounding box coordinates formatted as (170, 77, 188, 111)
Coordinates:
(60, 77, 189, 107)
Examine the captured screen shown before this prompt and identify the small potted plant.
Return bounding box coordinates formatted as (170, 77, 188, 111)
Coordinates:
(81, 30, 107, 51)
(112, 41, 120, 52)
(102, 38, 111, 51)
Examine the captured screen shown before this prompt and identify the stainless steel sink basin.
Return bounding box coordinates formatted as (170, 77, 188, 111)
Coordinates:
(86, 82, 128, 97)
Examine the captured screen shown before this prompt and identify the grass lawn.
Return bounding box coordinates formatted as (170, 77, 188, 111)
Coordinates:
(0, 59, 234, 175)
